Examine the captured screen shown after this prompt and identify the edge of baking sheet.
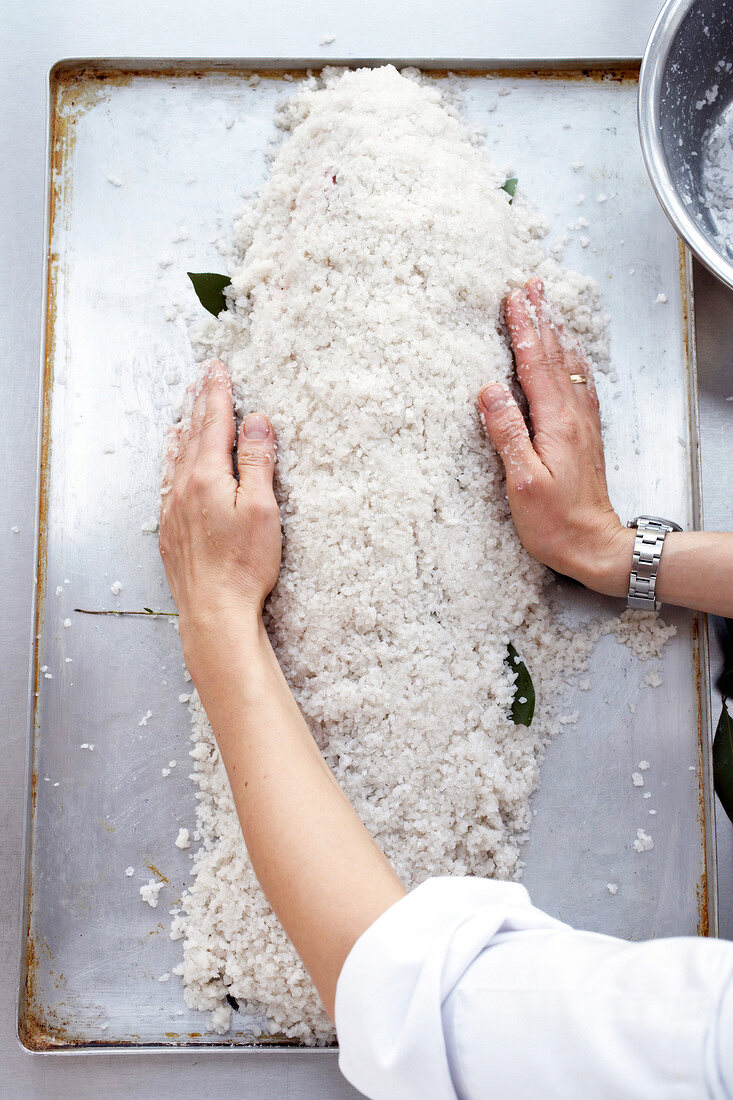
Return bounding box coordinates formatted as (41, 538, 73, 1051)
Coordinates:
(16, 62, 56, 1056)
(681, 243, 719, 940)
(17, 57, 717, 1056)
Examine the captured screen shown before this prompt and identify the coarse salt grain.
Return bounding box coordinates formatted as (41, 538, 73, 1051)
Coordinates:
(140, 879, 164, 908)
(633, 829, 654, 853)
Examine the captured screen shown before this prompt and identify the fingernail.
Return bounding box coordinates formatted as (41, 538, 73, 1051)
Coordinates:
(479, 384, 502, 411)
(243, 413, 270, 440)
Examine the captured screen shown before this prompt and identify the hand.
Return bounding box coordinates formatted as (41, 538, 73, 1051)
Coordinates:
(159, 360, 281, 659)
(478, 277, 634, 597)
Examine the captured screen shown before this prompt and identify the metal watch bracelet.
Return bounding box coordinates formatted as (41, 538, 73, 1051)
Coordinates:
(626, 516, 682, 610)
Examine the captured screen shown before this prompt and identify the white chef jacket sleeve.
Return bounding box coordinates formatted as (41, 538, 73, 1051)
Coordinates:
(334, 876, 733, 1100)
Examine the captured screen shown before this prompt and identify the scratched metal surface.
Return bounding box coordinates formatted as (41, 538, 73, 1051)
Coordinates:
(18, 62, 715, 1053)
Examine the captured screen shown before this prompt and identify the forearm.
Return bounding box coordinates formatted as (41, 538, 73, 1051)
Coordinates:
(184, 616, 405, 1021)
(585, 529, 733, 616)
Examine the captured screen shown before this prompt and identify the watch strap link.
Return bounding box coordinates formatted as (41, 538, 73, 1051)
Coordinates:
(626, 516, 682, 610)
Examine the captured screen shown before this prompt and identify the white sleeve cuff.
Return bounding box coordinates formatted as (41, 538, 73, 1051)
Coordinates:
(334, 876, 565, 1100)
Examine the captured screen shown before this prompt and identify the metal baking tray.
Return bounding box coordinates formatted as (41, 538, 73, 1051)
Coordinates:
(18, 59, 716, 1053)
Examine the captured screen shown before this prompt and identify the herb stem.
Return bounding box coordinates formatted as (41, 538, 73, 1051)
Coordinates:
(73, 608, 179, 618)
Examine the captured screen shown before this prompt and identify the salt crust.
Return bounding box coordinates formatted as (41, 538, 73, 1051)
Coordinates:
(170, 66, 674, 1042)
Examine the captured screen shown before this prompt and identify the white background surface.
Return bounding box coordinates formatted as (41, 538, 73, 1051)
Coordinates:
(2, 1, 731, 1096)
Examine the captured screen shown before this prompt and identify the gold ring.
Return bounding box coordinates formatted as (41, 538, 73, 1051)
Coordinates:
(569, 373, 588, 385)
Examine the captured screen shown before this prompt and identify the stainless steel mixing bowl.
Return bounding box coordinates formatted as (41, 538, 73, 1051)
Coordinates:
(639, 0, 733, 290)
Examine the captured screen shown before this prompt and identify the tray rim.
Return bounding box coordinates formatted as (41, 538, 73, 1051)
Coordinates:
(17, 57, 716, 1056)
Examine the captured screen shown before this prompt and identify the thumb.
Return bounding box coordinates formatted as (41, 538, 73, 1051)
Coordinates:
(237, 413, 276, 495)
(478, 384, 539, 484)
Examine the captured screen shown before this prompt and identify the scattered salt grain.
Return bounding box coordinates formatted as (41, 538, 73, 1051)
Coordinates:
(175, 828, 191, 850)
(102, 443, 116, 454)
(159, 973, 171, 982)
(633, 829, 654, 853)
(632, 772, 644, 787)
(654, 293, 668, 304)
(649, 809, 657, 815)
(10, 526, 19, 533)
(319, 34, 336, 45)
(55, 586, 63, 596)
(44, 672, 53, 680)
(110, 581, 123, 595)
(643, 791, 652, 799)
(578, 676, 591, 691)
(138, 710, 153, 727)
(607, 883, 618, 895)
(580, 236, 590, 248)
(141, 517, 159, 534)
(125, 866, 135, 877)
(107, 175, 122, 187)
(158, 254, 174, 269)
(571, 161, 584, 171)
(643, 669, 664, 688)
(162, 768, 171, 777)
(639, 760, 650, 770)
(596, 193, 607, 203)
(63, 618, 71, 628)
(179, 693, 191, 704)
(140, 879, 164, 908)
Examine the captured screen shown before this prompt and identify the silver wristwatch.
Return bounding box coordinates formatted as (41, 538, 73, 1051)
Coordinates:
(626, 516, 682, 609)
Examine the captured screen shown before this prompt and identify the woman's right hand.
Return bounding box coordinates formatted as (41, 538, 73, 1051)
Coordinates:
(478, 277, 634, 596)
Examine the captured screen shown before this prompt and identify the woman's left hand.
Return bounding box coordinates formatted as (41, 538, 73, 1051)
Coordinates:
(478, 277, 632, 596)
(159, 360, 282, 660)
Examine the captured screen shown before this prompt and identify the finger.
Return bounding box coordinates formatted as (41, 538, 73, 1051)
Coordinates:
(564, 337, 601, 421)
(174, 381, 197, 474)
(197, 359, 236, 476)
(505, 290, 560, 425)
(179, 377, 208, 476)
(478, 383, 542, 487)
(525, 277, 569, 389)
(236, 413, 277, 501)
(162, 424, 180, 498)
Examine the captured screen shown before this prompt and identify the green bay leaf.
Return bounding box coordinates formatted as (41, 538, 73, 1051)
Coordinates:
(501, 177, 518, 203)
(506, 642, 534, 726)
(187, 272, 232, 317)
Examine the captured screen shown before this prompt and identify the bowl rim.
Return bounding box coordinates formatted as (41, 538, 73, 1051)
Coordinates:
(638, 0, 733, 291)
